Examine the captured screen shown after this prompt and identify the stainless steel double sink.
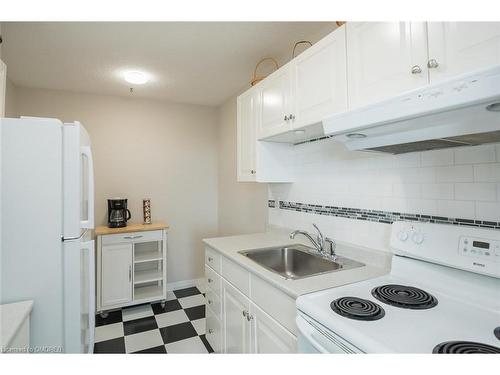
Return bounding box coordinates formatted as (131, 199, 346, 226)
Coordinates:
(239, 244, 364, 280)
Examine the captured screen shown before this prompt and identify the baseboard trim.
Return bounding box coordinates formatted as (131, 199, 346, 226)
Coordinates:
(167, 278, 206, 293)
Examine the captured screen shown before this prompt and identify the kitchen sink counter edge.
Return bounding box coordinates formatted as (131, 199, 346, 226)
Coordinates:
(203, 227, 392, 299)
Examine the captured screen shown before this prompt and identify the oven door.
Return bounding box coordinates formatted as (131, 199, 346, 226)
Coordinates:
(296, 312, 363, 354)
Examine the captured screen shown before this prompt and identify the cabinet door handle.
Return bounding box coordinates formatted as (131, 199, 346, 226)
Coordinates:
(208, 257, 213, 262)
(242, 310, 248, 318)
(289, 114, 295, 120)
(246, 313, 254, 322)
(128, 265, 132, 282)
(124, 235, 143, 240)
(208, 278, 213, 283)
(411, 65, 422, 74)
(208, 299, 213, 305)
(427, 59, 439, 69)
(250, 170, 256, 175)
(208, 328, 214, 334)
(284, 115, 289, 121)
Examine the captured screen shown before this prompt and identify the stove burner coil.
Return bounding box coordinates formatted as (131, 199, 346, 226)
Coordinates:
(371, 284, 438, 309)
(495, 327, 500, 341)
(330, 297, 385, 321)
(433, 341, 500, 354)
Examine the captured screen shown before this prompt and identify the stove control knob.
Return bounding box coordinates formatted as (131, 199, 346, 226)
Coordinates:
(412, 232, 424, 245)
(398, 231, 409, 241)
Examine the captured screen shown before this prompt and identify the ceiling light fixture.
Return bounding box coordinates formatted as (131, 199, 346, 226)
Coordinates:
(124, 70, 149, 85)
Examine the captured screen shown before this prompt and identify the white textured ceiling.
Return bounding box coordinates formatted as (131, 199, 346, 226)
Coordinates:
(2, 22, 336, 106)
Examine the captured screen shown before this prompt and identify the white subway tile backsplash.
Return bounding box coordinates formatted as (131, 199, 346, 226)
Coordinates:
(475, 201, 500, 222)
(454, 183, 497, 201)
(392, 184, 421, 198)
(392, 167, 436, 183)
(391, 153, 421, 168)
(473, 163, 500, 182)
(421, 149, 454, 167)
(437, 200, 475, 219)
(435, 165, 473, 183)
(406, 199, 438, 215)
(454, 145, 496, 165)
(269, 140, 500, 237)
(421, 183, 454, 200)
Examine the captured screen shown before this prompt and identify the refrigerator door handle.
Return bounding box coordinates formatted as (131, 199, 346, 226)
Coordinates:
(80, 146, 94, 230)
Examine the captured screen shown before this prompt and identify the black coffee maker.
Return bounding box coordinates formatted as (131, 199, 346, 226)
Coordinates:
(107, 198, 131, 228)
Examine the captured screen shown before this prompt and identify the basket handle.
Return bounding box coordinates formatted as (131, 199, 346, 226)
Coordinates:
(292, 40, 313, 58)
(253, 57, 279, 80)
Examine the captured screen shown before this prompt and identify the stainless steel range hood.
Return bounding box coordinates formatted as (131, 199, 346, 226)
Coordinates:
(322, 66, 500, 154)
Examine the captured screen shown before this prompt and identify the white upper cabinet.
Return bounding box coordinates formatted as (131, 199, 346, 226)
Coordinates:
(237, 84, 295, 183)
(0, 59, 6, 117)
(257, 64, 294, 139)
(427, 22, 500, 82)
(236, 89, 257, 182)
(292, 26, 348, 129)
(346, 22, 429, 108)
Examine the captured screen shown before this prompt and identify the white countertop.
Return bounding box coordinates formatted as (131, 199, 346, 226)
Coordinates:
(203, 227, 392, 299)
(0, 300, 33, 347)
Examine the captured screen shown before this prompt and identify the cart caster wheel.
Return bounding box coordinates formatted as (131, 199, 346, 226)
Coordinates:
(100, 312, 109, 319)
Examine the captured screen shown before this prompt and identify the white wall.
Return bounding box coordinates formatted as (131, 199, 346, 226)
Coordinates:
(13, 86, 219, 283)
(217, 96, 268, 235)
(269, 138, 500, 251)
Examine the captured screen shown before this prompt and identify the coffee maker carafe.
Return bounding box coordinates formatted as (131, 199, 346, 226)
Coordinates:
(107, 198, 131, 228)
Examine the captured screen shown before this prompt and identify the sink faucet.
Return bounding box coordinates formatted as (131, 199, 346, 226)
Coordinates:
(289, 224, 337, 258)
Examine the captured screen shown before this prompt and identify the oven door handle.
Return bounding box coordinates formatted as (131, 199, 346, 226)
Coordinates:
(296, 315, 331, 353)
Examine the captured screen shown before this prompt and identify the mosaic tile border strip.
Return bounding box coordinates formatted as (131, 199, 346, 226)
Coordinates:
(269, 200, 500, 230)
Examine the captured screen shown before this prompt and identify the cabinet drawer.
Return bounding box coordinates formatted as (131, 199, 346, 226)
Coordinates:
(221, 257, 250, 296)
(205, 265, 221, 296)
(206, 309, 222, 353)
(205, 247, 221, 272)
(101, 230, 163, 245)
(206, 288, 221, 320)
(250, 274, 297, 335)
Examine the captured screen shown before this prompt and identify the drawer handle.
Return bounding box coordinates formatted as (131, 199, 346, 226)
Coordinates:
(208, 329, 214, 334)
(124, 235, 143, 240)
(208, 278, 213, 283)
(208, 257, 214, 262)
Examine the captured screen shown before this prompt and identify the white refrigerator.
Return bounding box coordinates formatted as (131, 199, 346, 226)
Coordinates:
(1, 116, 95, 353)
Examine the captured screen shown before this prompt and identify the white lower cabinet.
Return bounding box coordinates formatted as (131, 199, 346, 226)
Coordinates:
(222, 280, 252, 353)
(101, 243, 133, 307)
(250, 302, 297, 354)
(205, 246, 298, 353)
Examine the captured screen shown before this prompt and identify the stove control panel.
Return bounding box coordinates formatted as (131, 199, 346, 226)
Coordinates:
(459, 236, 500, 263)
(390, 221, 500, 278)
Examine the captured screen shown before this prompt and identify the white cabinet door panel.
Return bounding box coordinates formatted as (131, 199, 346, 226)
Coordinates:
(237, 89, 257, 182)
(222, 280, 251, 353)
(250, 302, 297, 353)
(101, 243, 133, 307)
(257, 65, 293, 139)
(346, 22, 428, 108)
(293, 26, 348, 128)
(428, 22, 500, 82)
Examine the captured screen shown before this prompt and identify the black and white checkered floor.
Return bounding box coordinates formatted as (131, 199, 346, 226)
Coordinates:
(93, 286, 213, 354)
